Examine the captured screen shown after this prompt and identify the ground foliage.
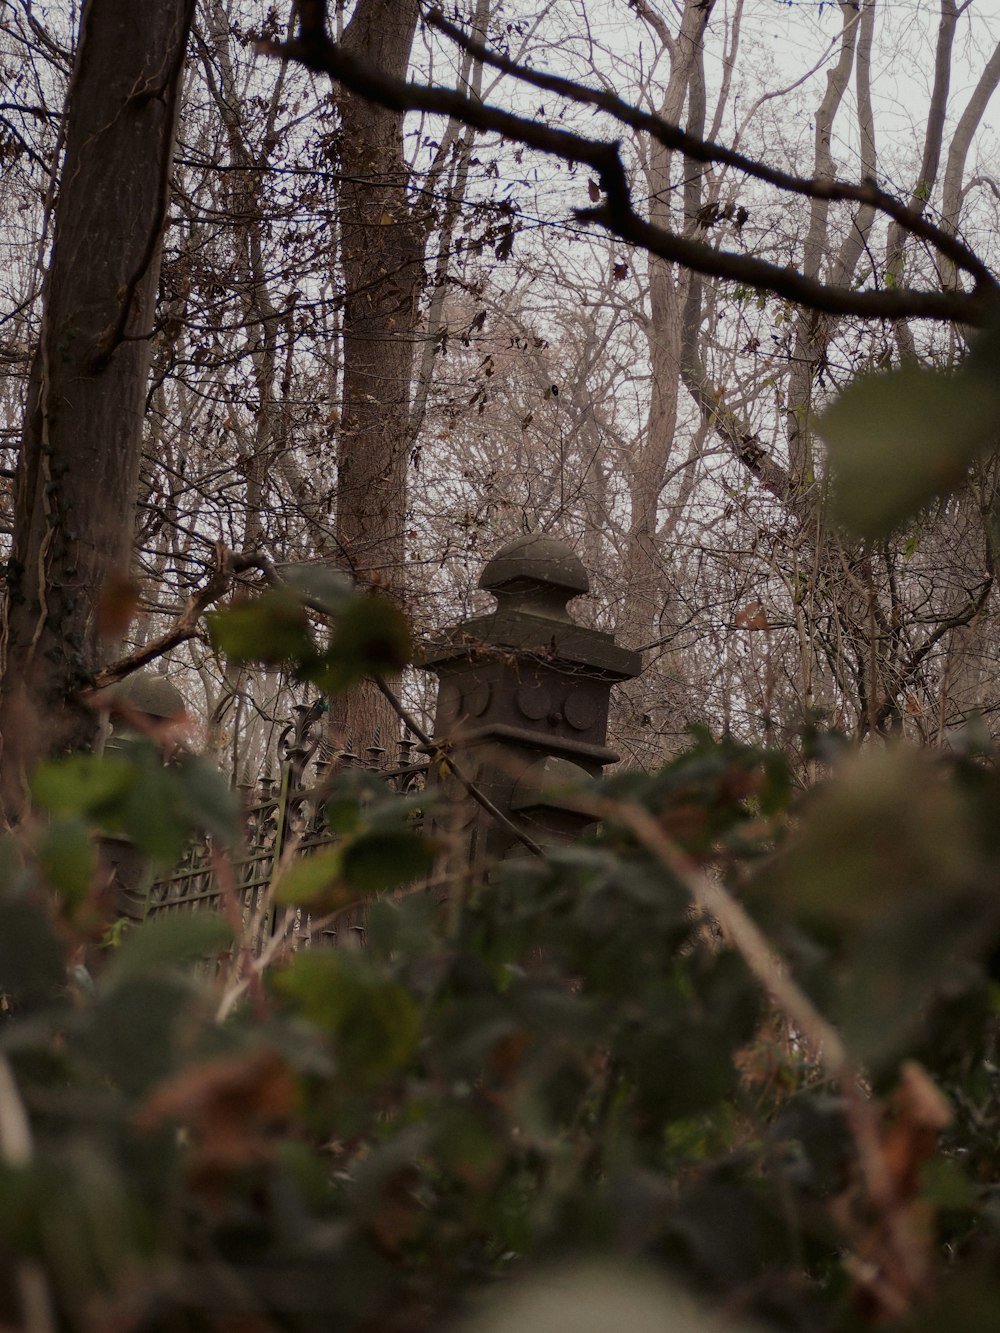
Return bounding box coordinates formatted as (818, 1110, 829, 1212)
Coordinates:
(7, 322, 1000, 1326)
(5, 614, 1000, 1332)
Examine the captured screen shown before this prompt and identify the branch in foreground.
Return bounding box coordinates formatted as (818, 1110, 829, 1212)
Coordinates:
(428, 9, 996, 295)
(608, 799, 846, 1072)
(272, 5, 1000, 327)
(89, 545, 273, 691)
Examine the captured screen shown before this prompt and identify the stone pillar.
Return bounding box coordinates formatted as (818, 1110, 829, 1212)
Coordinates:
(419, 535, 641, 879)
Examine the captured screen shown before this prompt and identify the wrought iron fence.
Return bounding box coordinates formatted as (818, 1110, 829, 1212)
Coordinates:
(138, 719, 427, 950)
(122, 534, 640, 946)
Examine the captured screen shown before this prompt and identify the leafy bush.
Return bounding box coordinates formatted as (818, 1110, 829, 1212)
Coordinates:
(4, 690, 1000, 1332)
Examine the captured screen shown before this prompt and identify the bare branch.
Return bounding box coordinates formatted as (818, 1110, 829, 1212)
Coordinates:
(268, 8, 999, 326)
(427, 8, 997, 296)
(89, 542, 244, 690)
(873, 575, 992, 730)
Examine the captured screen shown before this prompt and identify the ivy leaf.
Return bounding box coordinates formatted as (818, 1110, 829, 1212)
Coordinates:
(36, 818, 95, 910)
(207, 589, 315, 664)
(757, 748, 1000, 1067)
(820, 324, 1000, 539)
(306, 595, 412, 692)
(120, 759, 194, 864)
(0, 898, 65, 1005)
(273, 954, 420, 1082)
(274, 847, 347, 908)
(281, 563, 353, 615)
(106, 912, 234, 982)
(341, 829, 434, 893)
(176, 755, 242, 848)
(31, 754, 136, 820)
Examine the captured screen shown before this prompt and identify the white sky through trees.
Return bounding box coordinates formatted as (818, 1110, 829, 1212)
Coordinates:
(3, 0, 1000, 774)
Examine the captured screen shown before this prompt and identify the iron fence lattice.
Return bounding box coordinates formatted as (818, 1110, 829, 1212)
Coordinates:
(141, 755, 428, 948)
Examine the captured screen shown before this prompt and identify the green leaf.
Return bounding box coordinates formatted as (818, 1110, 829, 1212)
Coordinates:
(281, 563, 353, 614)
(120, 760, 193, 864)
(175, 755, 241, 847)
(105, 911, 234, 982)
(31, 754, 135, 819)
(307, 596, 412, 692)
(761, 747, 976, 933)
(0, 899, 65, 1005)
(274, 847, 347, 908)
(207, 589, 315, 664)
(920, 1156, 975, 1211)
(325, 795, 364, 836)
(88, 973, 200, 1096)
(272, 953, 420, 1081)
(819, 358, 1000, 539)
(36, 818, 95, 909)
(757, 747, 1000, 1066)
(341, 829, 434, 893)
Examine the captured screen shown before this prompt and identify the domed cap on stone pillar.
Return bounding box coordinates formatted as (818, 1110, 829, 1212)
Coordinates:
(479, 534, 588, 624)
(419, 535, 642, 876)
(421, 533, 641, 680)
(111, 670, 186, 721)
(104, 671, 187, 754)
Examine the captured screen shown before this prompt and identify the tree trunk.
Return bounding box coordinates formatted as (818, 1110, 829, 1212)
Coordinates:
(0, 0, 192, 818)
(326, 0, 425, 761)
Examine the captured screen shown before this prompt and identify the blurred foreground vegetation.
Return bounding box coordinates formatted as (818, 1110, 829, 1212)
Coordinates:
(5, 691, 1000, 1332)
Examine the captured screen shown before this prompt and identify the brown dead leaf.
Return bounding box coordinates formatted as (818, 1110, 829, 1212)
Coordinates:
(137, 1048, 297, 1195)
(734, 599, 769, 630)
(845, 1062, 953, 1320)
(660, 801, 710, 847)
(896, 1060, 952, 1132)
(365, 1165, 424, 1257)
(488, 1029, 531, 1085)
(98, 575, 141, 639)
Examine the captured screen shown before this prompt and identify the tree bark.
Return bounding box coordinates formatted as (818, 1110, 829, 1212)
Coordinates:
(784, 0, 860, 490)
(622, 0, 713, 654)
(326, 0, 425, 760)
(0, 0, 192, 818)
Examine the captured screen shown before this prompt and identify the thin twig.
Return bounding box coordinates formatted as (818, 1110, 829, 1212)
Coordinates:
(371, 675, 543, 856)
(270, 4, 999, 327)
(88, 546, 282, 693)
(427, 9, 995, 292)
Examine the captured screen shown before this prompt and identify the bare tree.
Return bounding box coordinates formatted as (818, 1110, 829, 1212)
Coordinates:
(0, 0, 193, 818)
(323, 0, 427, 761)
